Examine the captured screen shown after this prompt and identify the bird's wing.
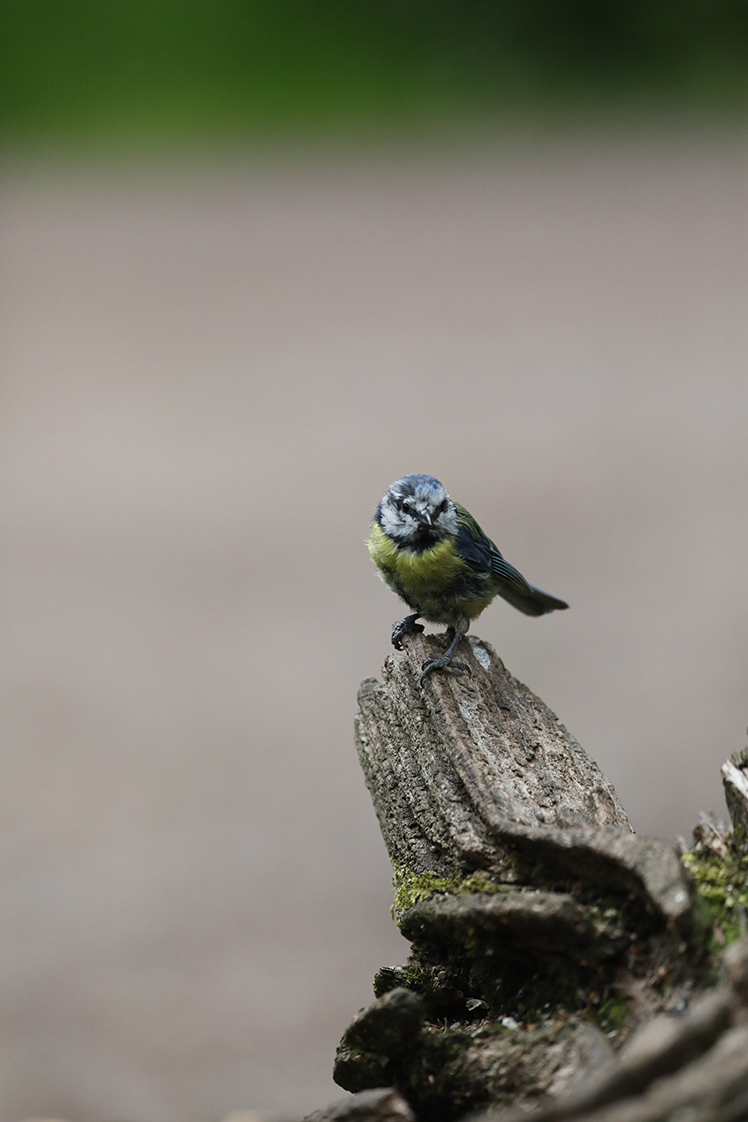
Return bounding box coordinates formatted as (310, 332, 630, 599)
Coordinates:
(453, 504, 493, 572)
(455, 504, 529, 586)
(454, 503, 567, 616)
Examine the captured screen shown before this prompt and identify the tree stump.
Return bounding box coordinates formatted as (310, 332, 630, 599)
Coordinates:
(323, 633, 748, 1122)
(355, 635, 691, 929)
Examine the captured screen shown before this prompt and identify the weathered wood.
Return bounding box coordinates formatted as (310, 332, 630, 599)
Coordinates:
(332, 943, 748, 1122)
(722, 752, 748, 835)
(330, 632, 745, 1122)
(334, 987, 616, 1117)
(355, 634, 691, 927)
(530, 1023, 748, 1122)
(303, 1089, 415, 1122)
(483, 984, 738, 1122)
(398, 889, 628, 961)
(355, 634, 629, 880)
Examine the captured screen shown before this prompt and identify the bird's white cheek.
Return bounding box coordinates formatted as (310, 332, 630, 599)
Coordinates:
(438, 510, 459, 536)
(380, 506, 416, 540)
(380, 507, 400, 536)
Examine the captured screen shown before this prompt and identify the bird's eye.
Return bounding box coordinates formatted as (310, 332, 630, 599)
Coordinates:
(438, 499, 448, 513)
(402, 502, 413, 515)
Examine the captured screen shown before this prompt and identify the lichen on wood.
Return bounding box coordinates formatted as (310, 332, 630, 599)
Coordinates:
(682, 820, 748, 950)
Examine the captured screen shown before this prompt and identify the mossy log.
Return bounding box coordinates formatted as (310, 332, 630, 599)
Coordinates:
(323, 633, 748, 1122)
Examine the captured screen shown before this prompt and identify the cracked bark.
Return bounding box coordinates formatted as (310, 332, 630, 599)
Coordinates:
(319, 632, 748, 1122)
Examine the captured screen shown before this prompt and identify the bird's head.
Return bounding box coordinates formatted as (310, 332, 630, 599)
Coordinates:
(376, 474, 458, 549)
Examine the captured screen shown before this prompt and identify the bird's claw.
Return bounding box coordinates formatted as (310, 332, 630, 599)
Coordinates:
(420, 657, 471, 685)
(391, 615, 424, 650)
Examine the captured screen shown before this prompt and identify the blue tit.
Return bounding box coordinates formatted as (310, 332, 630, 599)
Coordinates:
(368, 474, 568, 682)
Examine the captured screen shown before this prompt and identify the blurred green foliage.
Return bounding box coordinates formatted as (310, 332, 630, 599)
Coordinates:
(1, 0, 748, 145)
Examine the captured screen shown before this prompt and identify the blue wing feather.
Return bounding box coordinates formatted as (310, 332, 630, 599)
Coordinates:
(455, 526, 492, 572)
(454, 506, 567, 616)
(489, 550, 534, 595)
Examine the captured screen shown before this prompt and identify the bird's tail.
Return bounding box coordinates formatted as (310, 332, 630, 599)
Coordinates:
(497, 584, 569, 617)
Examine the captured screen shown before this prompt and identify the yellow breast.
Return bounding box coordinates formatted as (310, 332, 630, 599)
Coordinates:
(368, 522, 467, 595)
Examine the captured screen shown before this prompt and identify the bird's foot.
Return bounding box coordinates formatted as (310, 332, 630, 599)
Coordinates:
(420, 656, 471, 685)
(391, 613, 424, 650)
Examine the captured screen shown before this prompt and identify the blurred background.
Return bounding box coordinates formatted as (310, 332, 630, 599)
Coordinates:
(1, 3, 748, 1120)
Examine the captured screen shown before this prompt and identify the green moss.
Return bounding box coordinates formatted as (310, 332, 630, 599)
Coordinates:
(392, 865, 505, 916)
(595, 993, 629, 1033)
(682, 831, 748, 948)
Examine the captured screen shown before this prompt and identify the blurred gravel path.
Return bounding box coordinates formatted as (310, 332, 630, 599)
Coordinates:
(0, 135, 747, 1120)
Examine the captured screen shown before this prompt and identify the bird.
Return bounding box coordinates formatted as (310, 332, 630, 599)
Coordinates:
(368, 474, 568, 683)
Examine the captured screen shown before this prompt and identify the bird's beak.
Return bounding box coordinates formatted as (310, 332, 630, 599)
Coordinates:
(420, 513, 433, 528)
